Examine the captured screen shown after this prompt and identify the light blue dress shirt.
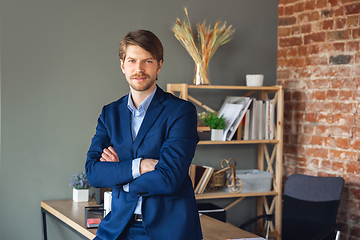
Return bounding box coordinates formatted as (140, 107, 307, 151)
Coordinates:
(123, 86, 157, 215)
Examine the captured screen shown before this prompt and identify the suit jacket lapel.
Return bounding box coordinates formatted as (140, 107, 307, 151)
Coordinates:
(119, 95, 134, 155)
(133, 87, 165, 154)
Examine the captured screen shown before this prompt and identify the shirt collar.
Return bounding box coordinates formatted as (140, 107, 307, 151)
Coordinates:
(127, 85, 157, 114)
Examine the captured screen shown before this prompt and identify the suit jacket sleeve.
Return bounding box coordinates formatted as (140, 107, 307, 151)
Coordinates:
(128, 100, 199, 198)
(85, 105, 134, 188)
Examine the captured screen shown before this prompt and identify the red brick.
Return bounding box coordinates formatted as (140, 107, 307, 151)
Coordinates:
(345, 3, 360, 15)
(305, 112, 316, 122)
(278, 27, 291, 37)
(352, 28, 360, 39)
(330, 149, 358, 162)
(331, 78, 357, 89)
(333, 113, 355, 125)
(331, 126, 353, 137)
(279, 17, 297, 26)
(350, 139, 360, 150)
(308, 11, 321, 22)
(308, 44, 320, 54)
(346, 41, 359, 52)
(304, 32, 326, 44)
(323, 19, 334, 30)
(306, 55, 328, 65)
(294, 2, 305, 12)
(308, 102, 332, 112)
(305, 0, 316, 11)
(298, 46, 307, 56)
(329, 0, 338, 7)
(278, 6, 284, 16)
(277, 69, 290, 79)
(317, 0, 327, 8)
(333, 6, 345, 17)
(336, 18, 347, 29)
(318, 112, 334, 124)
(311, 135, 323, 145)
(327, 89, 338, 100)
(350, 187, 360, 200)
(284, 5, 294, 15)
(346, 162, 360, 175)
(347, 15, 359, 27)
(328, 30, 351, 41)
(300, 24, 311, 34)
(332, 42, 345, 51)
(339, 90, 354, 100)
(306, 79, 331, 89)
(332, 161, 345, 171)
(353, 127, 360, 138)
(314, 90, 327, 100)
(292, 26, 301, 35)
(320, 159, 332, 170)
(324, 136, 336, 147)
(306, 147, 329, 158)
(337, 137, 350, 149)
(279, 37, 303, 47)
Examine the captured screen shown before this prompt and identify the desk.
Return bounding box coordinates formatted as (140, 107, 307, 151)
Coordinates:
(41, 200, 259, 240)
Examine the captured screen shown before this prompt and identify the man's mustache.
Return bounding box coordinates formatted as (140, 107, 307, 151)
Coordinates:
(130, 73, 150, 80)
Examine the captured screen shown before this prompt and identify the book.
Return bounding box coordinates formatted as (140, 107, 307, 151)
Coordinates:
(87, 218, 101, 228)
(249, 99, 258, 140)
(197, 166, 214, 194)
(269, 99, 275, 139)
(218, 97, 252, 141)
(194, 165, 207, 192)
(243, 109, 251, 140)
(189, 164, 196, 188)
(257, 100, 264, 140)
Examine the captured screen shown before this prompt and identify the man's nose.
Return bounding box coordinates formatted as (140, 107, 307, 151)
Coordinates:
(134, 62, 144, 73)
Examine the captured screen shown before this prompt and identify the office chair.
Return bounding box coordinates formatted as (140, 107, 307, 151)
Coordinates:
(239, 174, 345, 240)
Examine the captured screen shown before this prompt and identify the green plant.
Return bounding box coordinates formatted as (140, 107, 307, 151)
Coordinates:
(199, 111, 226, 129)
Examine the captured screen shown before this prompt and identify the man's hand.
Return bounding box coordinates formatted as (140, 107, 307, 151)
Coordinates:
(100, 146, 119, 162)
(140, 159, 158, 174)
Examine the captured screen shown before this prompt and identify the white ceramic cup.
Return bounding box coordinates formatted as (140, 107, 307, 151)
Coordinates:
(246, 74, 264, 86)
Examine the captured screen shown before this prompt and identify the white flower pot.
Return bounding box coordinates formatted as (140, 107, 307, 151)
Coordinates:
(211, 129, 224, 141)
(73, 188, 89, 202)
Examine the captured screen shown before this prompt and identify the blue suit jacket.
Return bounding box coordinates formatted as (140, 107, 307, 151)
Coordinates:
(85, 86, 202, 240)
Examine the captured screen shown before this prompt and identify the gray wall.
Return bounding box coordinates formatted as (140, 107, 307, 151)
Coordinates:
(0, 0, 278, 239)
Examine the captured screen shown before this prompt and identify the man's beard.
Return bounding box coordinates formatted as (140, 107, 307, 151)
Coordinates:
(129, 73, 156, 91)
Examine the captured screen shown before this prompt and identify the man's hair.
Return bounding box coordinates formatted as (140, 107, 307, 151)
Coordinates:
(119, 30, 164, 63)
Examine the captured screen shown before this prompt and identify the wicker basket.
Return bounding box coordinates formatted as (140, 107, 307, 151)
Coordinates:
(205, 170, 227, 192)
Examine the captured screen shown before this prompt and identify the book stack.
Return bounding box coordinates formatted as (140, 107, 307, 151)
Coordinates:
(189, 164, 214, 194)
(87, 218, 101, 228)
(242, 98, 275, 140)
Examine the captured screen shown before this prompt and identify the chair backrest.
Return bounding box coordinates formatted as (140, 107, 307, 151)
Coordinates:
(284, 174, 344, 202)
(282, 174, 344, 240)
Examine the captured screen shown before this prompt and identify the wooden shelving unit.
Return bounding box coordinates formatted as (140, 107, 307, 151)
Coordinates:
(167, 83, 284, 240)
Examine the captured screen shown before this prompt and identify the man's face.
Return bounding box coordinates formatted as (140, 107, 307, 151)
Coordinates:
(120, 45, 162, 93)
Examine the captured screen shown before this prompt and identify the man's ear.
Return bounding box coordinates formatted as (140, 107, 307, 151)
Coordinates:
(120, 59, 125, 74)
(157, 60, 163, 74)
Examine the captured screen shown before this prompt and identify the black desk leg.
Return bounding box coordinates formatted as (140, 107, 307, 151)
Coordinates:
(41, 209, 48, 240)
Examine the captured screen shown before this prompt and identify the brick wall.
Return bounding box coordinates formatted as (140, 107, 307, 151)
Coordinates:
(278, 0, 360, 239)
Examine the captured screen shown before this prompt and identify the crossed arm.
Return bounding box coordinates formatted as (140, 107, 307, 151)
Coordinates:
(101, 146, 158, 175)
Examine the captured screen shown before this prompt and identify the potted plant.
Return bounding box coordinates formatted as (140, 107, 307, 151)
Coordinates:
(199, 111, 226, 141)
(70, 171, 90, 202)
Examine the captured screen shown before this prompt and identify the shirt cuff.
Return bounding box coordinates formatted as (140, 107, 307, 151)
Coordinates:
(122, 157, 142, 192)
(132, 157, 142, 179)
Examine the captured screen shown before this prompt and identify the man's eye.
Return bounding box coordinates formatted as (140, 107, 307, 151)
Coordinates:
(128, 60, 135, 63)
(146, 60, 153, 63)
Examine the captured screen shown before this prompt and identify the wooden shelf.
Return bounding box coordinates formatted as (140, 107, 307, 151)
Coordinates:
(198, 139, 279, 145)
(196, 190, 278, 200)
(167, 83, 284, 240)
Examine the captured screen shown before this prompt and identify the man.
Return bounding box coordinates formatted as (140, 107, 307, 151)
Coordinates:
(85, 30, 202, 240)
